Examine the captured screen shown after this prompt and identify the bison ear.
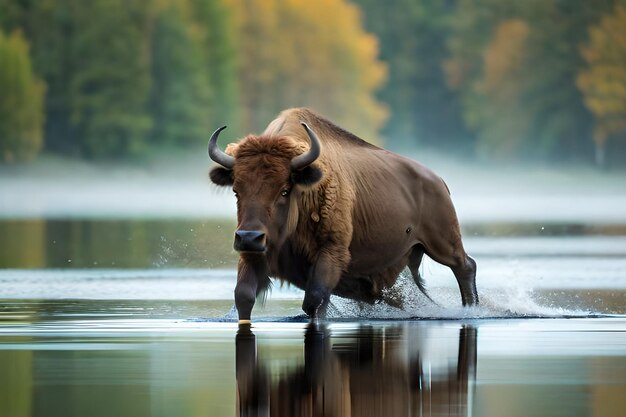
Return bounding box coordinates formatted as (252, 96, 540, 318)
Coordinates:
(292, 165, 322, 187)
(209, 166, 234, 186)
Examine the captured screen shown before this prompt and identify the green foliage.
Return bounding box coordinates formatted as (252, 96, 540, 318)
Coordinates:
(0, 29, 45, 161)
(2, 0, 236, 158)
(5, 0, 79, 155)
(189, 0, 241, 134)
(353, 0, 467, 150)
(3, 0, 626, 165)
(149, 1, 212, 147)
(518, 0, 616, 160)
(69, 0, 153, 158)
(1, 0, 153, 158)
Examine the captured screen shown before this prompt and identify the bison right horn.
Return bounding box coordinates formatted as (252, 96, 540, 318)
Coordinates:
(208, 126, 235, 169)
(291, 123, 321, 170)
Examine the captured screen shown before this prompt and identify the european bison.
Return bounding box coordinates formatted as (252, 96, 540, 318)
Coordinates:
(209, 108, 477, 322)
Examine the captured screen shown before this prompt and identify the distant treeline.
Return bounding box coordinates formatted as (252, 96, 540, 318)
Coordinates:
(1, 0, 625, 166)
(354, 0, 626, 166)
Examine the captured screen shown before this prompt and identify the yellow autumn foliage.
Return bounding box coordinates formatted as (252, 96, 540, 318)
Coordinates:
(472, 19, 531, 158)
(482, 19, 529, 99)
(577, 5, 626, 146)
(224, 0, 388, 143)
(0, 29, 45, 162)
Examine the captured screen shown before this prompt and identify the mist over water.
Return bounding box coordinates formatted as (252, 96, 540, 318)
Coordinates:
(2, 149, 626, 223)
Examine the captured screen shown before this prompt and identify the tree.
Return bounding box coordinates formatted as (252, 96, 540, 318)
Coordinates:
(148, 0, 212, 147)
(1, 0, 78, 154)
(190, 0, 241, 134)
(226, 0, 388, 142)
(577, 3, 626, 167)
(353, 0, 468, 151)
(2, 0, 154, 158)
(518, 0, 616, 161)
(473, 19, 532, 158)
(446, 0, 618, 161)
(444, 0, 522, 157)
(0, 29, 45, 162)
(68, 0, 153, 158)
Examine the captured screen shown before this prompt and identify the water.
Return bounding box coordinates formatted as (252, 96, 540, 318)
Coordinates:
(1, 316, 625, 417)
(1, 219, 625, 416)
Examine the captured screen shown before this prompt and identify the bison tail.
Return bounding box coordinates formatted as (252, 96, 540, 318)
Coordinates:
(415, 276, 439, 307)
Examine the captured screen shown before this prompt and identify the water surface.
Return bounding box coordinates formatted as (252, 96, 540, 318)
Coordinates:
(1, 314, 625, 417)
(1, 218, 625, 416)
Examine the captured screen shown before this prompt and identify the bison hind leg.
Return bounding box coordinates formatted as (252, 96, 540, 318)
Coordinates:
(452, 255, 478, 306)
(408, 245, 438, 305)
(418, 229, 479, 307)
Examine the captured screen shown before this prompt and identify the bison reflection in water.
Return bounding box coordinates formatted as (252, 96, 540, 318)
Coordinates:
(236, 324, 477, 417)
(209, 108, 478, 321)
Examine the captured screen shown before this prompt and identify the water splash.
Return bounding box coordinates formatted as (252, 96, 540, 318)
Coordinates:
(325, 272, 592, 320)
(0, 268, 617, 319)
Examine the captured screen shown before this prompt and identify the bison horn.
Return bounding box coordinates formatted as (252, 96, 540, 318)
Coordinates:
(208, 126, 235, 169)
(291, 123, 321, 170)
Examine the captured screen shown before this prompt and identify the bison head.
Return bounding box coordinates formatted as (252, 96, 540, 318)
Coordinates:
(209, 123, 322, 253)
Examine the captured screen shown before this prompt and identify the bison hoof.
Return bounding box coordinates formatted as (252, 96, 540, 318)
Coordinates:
(302, 300, 322, 318)
(302, 289, 328, 318)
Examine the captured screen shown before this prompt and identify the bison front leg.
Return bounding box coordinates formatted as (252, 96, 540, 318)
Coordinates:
(235, 254, 268, 323)
(302, 249, 346, 318)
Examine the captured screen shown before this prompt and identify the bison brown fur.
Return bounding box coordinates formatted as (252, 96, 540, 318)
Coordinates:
(209, 108, 478, 321)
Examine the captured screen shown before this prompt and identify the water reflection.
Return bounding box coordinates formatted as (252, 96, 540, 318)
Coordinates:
(236, 323, 477, 417)
(0, 219, 237, 269)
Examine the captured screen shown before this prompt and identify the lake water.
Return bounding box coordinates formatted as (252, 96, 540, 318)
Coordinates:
(1, 219, 625, 416)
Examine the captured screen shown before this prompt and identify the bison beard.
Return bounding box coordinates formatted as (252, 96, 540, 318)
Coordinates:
(209, 108, 478, 322)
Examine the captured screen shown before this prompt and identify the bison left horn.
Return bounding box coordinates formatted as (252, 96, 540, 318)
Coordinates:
(291, 123, 321, 170)
(208, 126, 235, 169)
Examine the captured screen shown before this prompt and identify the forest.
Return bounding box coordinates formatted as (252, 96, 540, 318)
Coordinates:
(1, 0, 625, 167)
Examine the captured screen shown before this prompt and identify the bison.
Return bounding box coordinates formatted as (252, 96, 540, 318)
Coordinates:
(209, 108, 478, 323)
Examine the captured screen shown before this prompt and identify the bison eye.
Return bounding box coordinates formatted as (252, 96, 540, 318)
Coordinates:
(281, 188, 290, 197)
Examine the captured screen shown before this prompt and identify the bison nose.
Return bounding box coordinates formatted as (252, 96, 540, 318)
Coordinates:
(234, 230, 266, 252)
